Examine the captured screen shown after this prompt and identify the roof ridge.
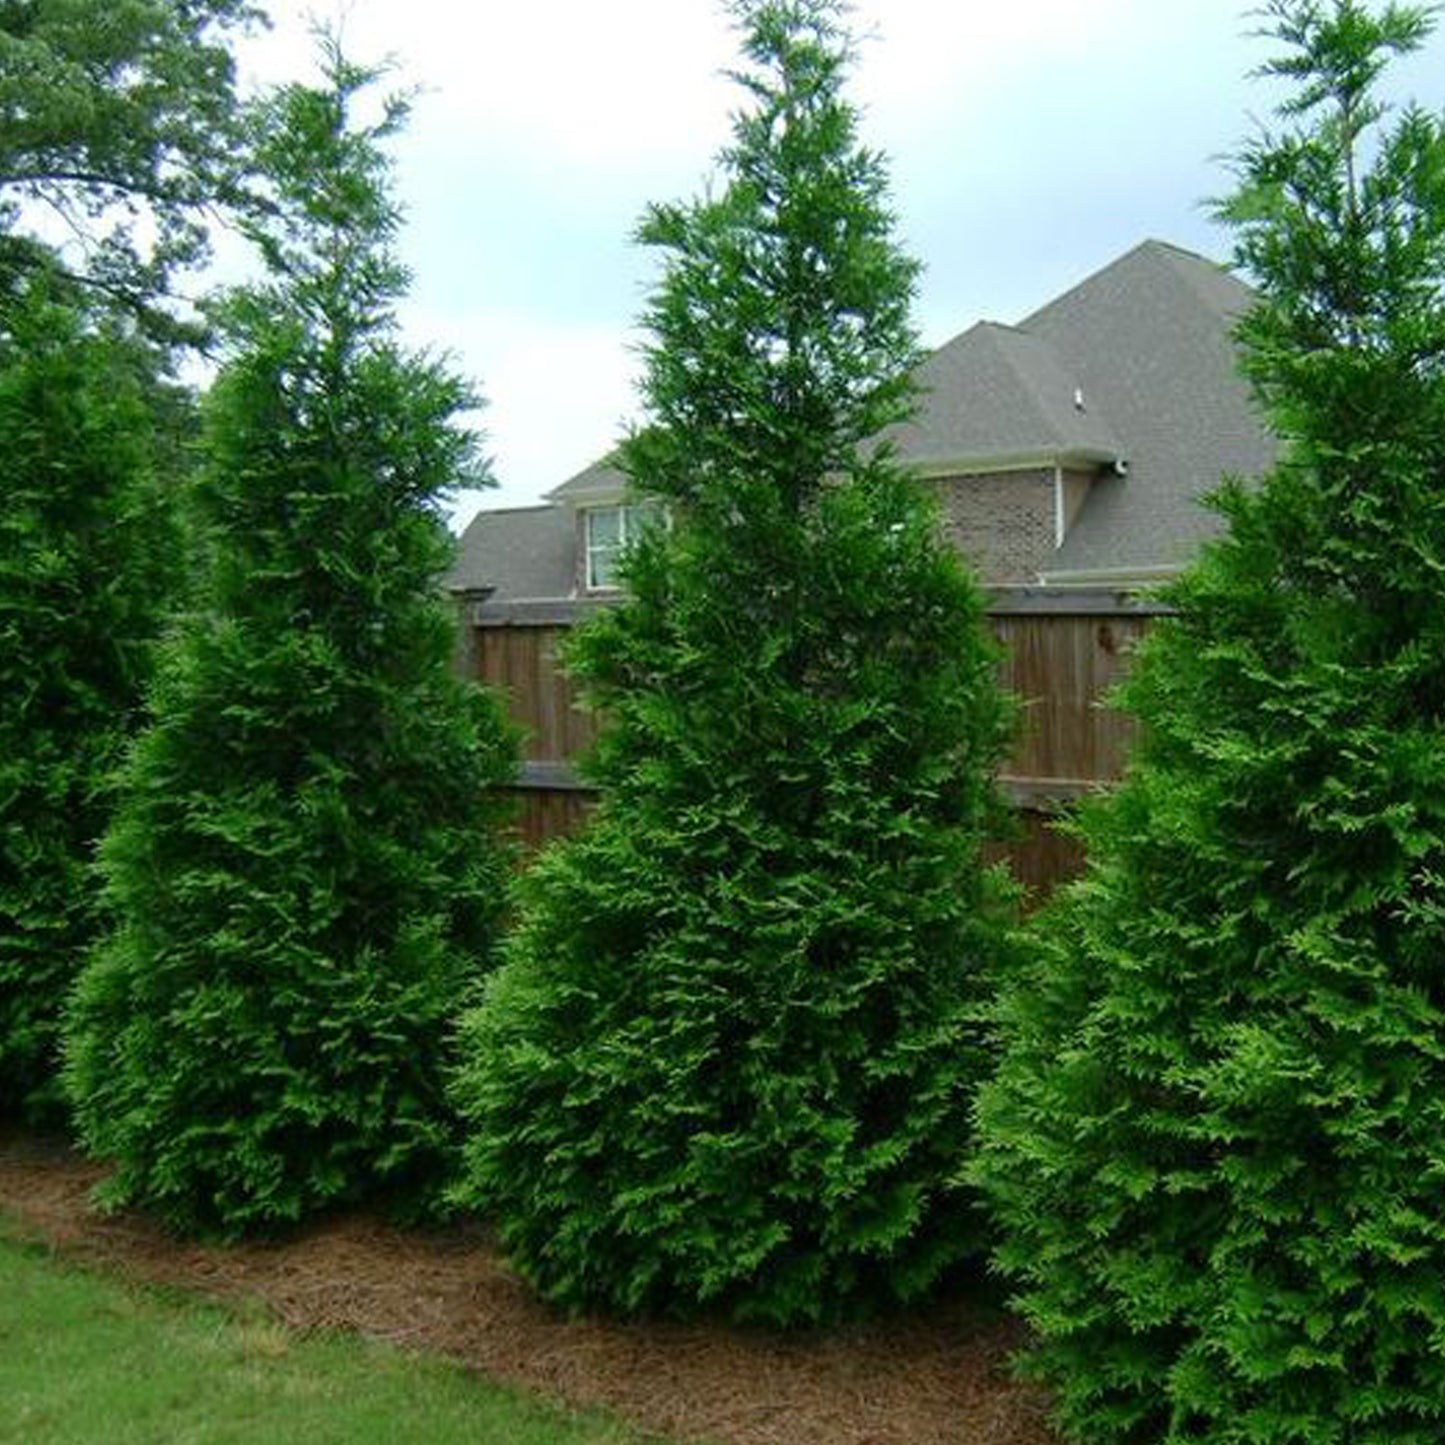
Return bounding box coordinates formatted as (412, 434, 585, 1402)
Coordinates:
(1140, 237, 1222, 267)
(976, 323, 1069, 445)
(898, 299, 1128, 464)
(990, 324, 1121, 453)
(926, 318, 997, 358)
(1151, 242, 1258, 319)
(1020, 238, 1233, 330)
(1017, 240, 1152, 329)
(973, 323, 1064, 446)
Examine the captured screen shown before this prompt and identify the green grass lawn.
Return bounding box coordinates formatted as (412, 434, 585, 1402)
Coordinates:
(0, 1231, 660, 1445)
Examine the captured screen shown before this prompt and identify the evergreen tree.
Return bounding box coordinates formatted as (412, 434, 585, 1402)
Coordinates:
(63, 49, 516, 1235)
(0, 277, 187, 1123)
(0, 0, 259, 1120)
(450, 0, 1014, 1327)
(972, 4, 1445, 1440)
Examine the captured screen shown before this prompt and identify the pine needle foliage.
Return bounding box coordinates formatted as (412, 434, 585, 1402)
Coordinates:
(62, 49, 517, 1236)
(0, 277, 187, 1124)
(972, 5, 1445, 1440)
(450, 0, 1015, 1328)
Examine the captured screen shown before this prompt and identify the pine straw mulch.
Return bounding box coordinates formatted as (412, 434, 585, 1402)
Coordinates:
(0, 1130, 1058, 1445)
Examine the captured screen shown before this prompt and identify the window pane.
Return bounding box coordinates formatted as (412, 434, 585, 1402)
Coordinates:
(588, 547, 616, 589)
(587, 506, 622, 546)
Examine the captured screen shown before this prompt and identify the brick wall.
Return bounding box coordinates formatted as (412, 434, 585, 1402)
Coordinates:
(928, 469, 1059, 583)
(927, 468, 1098, 583)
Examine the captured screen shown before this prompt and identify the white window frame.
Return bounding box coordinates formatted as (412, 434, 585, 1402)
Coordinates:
(584, 504, 645, 591)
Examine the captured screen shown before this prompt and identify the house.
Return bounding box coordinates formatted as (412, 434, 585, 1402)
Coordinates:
(449, 239, 1279, 881)
(448, 238, 1278, 601)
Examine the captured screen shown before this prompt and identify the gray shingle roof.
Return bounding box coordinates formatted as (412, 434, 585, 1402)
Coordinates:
(887, 320, 1123, 468)
(1026, 240, 1277, 576)
(446, 503, 576, 600)
(546, 456, 628, 503)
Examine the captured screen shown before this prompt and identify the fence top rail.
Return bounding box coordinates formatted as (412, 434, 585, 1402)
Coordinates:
(984, 586, 1175, 617)
(468, 598, 613, 627)
(511, 760, 1107, 813)
(468, 587, 1176, 628)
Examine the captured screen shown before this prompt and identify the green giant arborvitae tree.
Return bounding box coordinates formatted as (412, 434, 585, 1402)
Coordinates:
(450, 0, 1014, 1327)
(0, 280, 187, 1124)
(973, 4, 1445, 1441)
(63, 52, 516, 1235)
(0, 0, 255, 1123)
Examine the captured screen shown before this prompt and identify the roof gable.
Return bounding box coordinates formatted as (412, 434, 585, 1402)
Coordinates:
(546, 456, 629, 504)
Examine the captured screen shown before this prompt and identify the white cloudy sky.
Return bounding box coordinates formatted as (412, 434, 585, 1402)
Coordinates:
(228, 1, 1442, 529)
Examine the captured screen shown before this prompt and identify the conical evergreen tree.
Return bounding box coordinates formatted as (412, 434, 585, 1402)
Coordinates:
(0, 277, 188, 1123)
(973, 4, 1445, 1440)
(450, 0, 1014, 1327)
(64, 50, 516, 1235)
(0, 1, 260, 1123)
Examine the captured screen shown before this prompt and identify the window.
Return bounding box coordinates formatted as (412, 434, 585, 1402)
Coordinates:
(584, 504, 647, 590)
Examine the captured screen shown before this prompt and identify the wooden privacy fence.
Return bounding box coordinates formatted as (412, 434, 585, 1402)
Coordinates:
(457, 587, 1171, 900)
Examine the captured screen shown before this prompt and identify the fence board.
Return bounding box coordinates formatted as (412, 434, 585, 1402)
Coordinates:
(467, 589, 1161, 901)
(511, 789, 596, 854)
(994, 613, 1146, 784)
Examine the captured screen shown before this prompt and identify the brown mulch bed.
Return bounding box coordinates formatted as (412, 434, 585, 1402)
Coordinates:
(0, 1131, 1057, 1445)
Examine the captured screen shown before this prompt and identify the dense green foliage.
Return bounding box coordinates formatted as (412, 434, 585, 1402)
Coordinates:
(0, 0, 258, 332)
(451, 0, 1014, 1327)
(0, 278, 187, 1123)
(0, 0, 252, 1124)
(972, 4, 1445, 1440)
(63, 52, 516, 1235)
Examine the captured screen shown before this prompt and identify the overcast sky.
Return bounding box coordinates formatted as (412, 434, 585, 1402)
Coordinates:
(231, 2, 1443, 529)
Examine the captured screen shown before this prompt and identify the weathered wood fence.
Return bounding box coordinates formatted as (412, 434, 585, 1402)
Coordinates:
(457, 588, 1170, 900)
